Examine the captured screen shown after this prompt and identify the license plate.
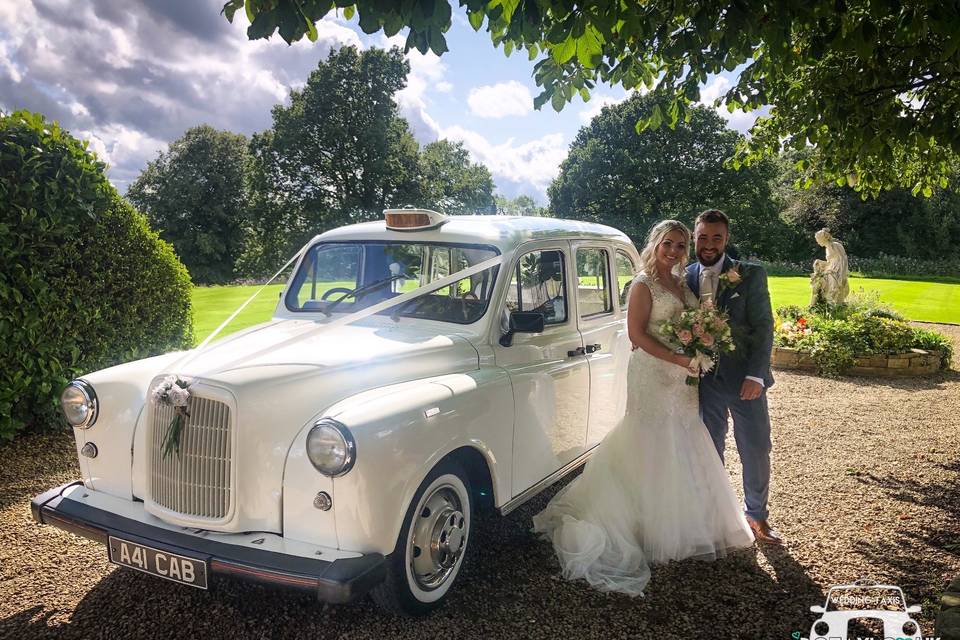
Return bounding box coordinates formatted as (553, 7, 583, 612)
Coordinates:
(108, 536, 208, 589)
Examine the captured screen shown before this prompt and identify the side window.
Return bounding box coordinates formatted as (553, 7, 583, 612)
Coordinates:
(506, 249, 567, 324)
(576, 248, 612, 318)
(615, 250, 637, 308)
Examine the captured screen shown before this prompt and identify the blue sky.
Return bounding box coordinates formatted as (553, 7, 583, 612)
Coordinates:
(0, 1, 756, 203)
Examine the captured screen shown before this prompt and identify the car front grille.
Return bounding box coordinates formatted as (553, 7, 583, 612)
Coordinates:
(149, 394, 232, 520)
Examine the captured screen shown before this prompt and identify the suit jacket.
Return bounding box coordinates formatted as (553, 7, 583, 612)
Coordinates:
(686, 256, 775, 391)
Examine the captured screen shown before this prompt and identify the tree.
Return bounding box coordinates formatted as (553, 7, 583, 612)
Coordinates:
(240, 46, 421, 276)
(224, 1, 960, 198)
(549, 94, 799, 259)
(495, 193, 549, 216)
(779, 155, 960, 260)
(127, 125, 250, 284)
(417, 139, 495, 213)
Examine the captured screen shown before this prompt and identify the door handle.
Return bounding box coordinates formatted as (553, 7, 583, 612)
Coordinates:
(567, 347, 585, 357)
(585, 343, 602, 353)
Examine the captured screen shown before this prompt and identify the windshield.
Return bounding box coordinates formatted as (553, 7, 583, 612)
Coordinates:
(285, 241, 500, 324)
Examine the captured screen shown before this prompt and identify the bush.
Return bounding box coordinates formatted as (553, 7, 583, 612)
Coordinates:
(774, 297, 953, 376)
(0, 111, 193, 441)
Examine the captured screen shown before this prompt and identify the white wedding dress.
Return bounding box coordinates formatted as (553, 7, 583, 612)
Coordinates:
(532, 272, 754, 596)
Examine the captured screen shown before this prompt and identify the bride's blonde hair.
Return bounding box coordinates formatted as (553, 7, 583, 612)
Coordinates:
(638, 219, 692, 281)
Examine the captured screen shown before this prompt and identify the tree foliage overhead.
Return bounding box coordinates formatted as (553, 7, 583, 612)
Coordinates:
(224, 1, 960, 197)
(549, 94, 801, 259)
(127, 125, 251, 284)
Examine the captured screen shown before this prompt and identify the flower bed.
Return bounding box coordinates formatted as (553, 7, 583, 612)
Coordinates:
(772, 295, 953, 377)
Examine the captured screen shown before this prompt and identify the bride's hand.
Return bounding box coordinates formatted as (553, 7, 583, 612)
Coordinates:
(673, 353, 695, 372)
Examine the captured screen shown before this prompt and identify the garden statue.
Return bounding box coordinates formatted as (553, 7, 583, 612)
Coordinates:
(810, 228, 850, 305)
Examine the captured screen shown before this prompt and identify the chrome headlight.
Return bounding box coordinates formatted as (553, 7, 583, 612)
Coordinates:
(306, 419, 356, 477)
(60, 380, 98, 429)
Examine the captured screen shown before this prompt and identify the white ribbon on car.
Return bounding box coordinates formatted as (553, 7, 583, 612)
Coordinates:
(179, 253, 503, 377)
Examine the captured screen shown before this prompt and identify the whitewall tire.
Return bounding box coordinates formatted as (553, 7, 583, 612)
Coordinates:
(371, 460, 472, 615)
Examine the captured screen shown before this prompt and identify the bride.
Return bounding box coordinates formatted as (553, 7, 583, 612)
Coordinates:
(532, 219, 754, 596)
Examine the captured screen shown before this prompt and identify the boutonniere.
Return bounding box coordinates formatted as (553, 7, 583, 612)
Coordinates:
(718, 265, 743, 291)
(151, 375, 192, 459)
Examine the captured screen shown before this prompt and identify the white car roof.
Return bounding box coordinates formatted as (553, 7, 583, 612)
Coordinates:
(314, 215, 633, 252)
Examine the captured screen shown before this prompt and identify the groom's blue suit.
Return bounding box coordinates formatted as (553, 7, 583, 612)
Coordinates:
(686, 256, 775, 522)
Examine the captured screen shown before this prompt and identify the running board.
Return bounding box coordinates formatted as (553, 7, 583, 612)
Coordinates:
(498, 447, 597, 516)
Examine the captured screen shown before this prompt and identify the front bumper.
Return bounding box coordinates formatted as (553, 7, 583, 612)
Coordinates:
(31, 481, 386, 603)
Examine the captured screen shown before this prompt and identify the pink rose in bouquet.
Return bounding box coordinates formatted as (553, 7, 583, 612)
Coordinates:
(659, 302, 736, 385)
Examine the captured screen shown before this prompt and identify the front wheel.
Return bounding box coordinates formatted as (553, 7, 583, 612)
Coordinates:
(370, 460, 472, 615)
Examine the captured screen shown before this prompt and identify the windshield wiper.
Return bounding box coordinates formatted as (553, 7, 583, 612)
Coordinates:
(322, 274, 411, 316)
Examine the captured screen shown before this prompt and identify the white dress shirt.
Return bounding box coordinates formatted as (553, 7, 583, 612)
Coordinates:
(699, 255, 764, 389)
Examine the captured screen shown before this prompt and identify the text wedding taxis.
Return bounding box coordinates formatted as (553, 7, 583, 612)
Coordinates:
(34, 208, 641, 614)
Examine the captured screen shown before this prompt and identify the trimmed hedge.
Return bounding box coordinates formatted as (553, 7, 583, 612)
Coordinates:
(0, 111, 193, 441)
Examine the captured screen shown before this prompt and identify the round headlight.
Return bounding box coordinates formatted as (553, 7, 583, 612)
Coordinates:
(60, 380, 98, 429)
(306, 419, 356, 477)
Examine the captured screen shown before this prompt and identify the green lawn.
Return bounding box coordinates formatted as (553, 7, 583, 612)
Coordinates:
(191, 276, 959, 345)
(769, 276, 959, 324)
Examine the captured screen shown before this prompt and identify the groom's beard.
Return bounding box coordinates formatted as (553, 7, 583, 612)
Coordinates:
(697, 250, 722, 266)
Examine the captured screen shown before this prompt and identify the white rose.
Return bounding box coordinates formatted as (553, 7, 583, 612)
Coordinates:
(168, 386, 190, 407)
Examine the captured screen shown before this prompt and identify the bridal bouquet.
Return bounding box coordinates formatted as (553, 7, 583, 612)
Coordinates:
(659, 301, 736, 385)
(151, 375, 192, 459)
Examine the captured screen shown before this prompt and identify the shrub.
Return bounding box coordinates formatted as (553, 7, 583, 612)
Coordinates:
(0, 111, 193, 441)
(774, 299, 953, 376)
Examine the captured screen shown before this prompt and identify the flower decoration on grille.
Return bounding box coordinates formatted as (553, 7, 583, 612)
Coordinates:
(151, 375, 192, 459)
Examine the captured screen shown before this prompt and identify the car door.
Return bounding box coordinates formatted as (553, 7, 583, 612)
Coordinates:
(573, 243, 630, 447)
(492, 241, 590, 498)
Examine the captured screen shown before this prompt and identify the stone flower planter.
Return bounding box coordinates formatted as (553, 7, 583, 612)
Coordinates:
(771, 346, 943, 377)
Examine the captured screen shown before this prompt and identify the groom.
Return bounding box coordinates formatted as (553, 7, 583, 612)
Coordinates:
(686, 209, 781, 545)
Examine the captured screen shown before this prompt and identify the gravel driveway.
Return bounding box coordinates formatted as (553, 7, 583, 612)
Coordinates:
(2, 325, 958, 640)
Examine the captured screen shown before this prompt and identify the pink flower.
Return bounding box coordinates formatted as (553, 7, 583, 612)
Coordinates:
(692, 323, 704, 337)
(678, 330, 693, 345)
(701, 333, 715, 347)
(724, 268, 741, 284)
(700, 299, 715, 310)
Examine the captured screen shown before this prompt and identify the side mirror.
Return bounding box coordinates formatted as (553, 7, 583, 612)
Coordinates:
(809, 605, 825, 614)
(499, 311, 545, 347)
(906, 605, 921, 614)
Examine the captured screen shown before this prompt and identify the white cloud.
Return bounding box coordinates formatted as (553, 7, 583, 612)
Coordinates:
(579, 94, 627, 123)
(0, 1, 361, 193)
(700, 76, 731, 105)
(380, 33, 450, 143)
(467, 81, 533, 119)
(441, 125, 567, 195)
(698, 76, 759, 134)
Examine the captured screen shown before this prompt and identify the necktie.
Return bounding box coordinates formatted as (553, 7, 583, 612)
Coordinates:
(701, 269, 718, 301)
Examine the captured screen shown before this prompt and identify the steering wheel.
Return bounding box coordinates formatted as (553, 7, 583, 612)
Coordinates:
(321, 287, 355, 301)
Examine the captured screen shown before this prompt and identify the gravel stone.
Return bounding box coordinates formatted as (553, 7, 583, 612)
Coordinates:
(2, 324, 958, 639)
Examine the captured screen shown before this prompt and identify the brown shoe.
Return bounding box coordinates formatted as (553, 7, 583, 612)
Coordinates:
(748, 518, 784, 545)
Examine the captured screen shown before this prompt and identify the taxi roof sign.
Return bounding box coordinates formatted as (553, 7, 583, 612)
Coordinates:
(383, 208, 448, 231)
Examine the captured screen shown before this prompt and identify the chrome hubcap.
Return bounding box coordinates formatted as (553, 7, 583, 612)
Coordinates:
(409, 485, 466, 590)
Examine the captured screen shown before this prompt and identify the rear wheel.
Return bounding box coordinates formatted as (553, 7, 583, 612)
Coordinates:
(371, 460, 472, 615)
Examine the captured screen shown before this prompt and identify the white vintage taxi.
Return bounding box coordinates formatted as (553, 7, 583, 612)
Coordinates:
(33, 209, 640, 614)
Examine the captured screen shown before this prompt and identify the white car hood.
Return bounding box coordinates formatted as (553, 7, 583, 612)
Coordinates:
(175, 318, 477, 377)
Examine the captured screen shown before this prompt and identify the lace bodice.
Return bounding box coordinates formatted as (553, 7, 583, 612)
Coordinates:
(631, 272, 698, 348)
